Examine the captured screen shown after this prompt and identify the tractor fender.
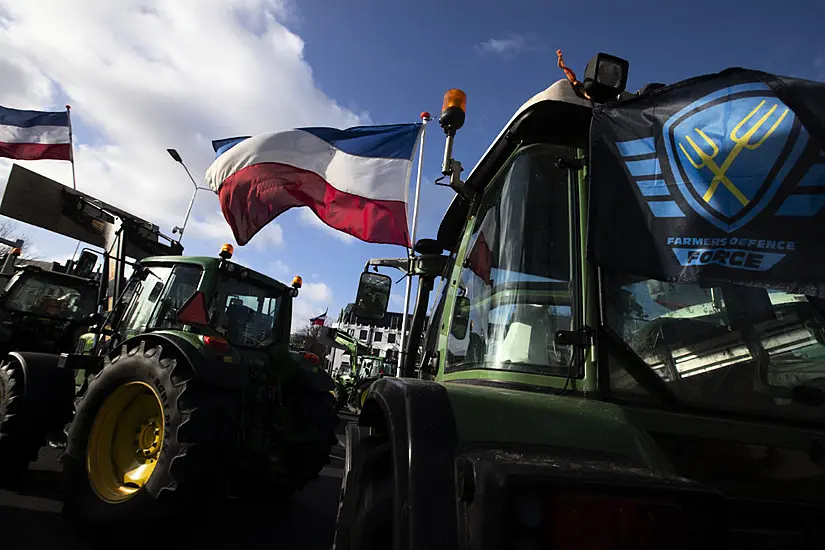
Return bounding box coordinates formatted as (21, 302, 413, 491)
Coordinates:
(4, 351, 75, 426)
(293, 362, 335, 393)
(357, 377, 459, 550)
(287, 349, 335, 393)
(118, 334, 248, 390)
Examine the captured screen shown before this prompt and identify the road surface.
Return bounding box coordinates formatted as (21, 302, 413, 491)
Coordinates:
(0, 413, 354, 549)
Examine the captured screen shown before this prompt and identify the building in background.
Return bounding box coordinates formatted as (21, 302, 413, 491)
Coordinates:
(326, 303, 427, 377)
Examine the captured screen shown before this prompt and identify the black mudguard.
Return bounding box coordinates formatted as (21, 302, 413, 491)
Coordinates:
(358, 377, 460, 550)
(117, 334, 248, 390)
(294, 365, 335, 393)
(6, 351, 76, 428)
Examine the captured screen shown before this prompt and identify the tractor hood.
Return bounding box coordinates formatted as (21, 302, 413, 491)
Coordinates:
(444, 382, 825, 547)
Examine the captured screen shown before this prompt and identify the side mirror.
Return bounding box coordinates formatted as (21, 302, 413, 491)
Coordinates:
(354, 272, 392, 320)
(450, 296, 471, 339)
(73, 250, 98, 278)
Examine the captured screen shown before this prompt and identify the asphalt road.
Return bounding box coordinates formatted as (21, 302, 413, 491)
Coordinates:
(0, 413, 354, 549)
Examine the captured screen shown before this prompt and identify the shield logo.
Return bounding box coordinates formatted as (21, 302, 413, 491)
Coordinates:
(662, 82, 803, 232)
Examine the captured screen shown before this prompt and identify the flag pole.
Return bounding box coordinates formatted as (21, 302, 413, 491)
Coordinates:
(66, 104, 77, 191)
(66, 104, 83, 263)
(397, 112, 430, 377)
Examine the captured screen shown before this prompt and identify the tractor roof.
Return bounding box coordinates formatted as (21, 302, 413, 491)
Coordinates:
(140, 255, 289, 291)
(436, 78, 592, 251)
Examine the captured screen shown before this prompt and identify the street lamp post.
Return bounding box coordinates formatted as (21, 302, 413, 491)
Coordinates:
(167, 148, 211, 242)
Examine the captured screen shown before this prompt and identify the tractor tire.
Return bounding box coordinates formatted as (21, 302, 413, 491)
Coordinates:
(0, 354, 75, 483)
(234, 384, 338, 505)
(334, 382, 348, 413)
(62, 340, 238, 535)
(333, 423, 394, 550)
(280, 387, 339, 493)
(352, 378, 377, 414)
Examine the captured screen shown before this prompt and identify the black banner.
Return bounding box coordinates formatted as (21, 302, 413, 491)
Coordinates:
(588, 68, 825, 296)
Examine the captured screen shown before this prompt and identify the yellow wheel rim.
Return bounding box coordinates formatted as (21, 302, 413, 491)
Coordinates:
(360, 388, 369, 407)
(86, 381, 165, 504)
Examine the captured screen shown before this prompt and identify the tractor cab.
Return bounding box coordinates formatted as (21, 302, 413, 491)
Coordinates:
(0, 266, 100, 356)
(340, 53, 825, 549)
(100, 243, 298, 358)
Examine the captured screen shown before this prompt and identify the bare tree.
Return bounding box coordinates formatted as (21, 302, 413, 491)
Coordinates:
(290, 322, 326, 357)
(0, 219, 39, 260)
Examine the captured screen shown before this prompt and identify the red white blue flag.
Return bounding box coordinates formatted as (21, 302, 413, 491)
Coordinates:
(0, 105, 71, 161)
(206, 123, 422, 247)
(310, 310, 328, 326)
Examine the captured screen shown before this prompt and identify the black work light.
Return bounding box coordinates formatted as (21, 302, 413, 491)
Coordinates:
(583, 53, 629, 103)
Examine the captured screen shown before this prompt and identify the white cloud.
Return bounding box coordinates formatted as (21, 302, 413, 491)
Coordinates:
(292, 280, 332, 329)
(475, 34, 543, 59)
(268, 259, 290, 276)
(301, 281, 332, 303)
(0, 0, 365, 243)
(297, 207, 357, 244)
(390, 293, 405, 307)
(476, 35, 525, 56)
(184, 210, 236, 243)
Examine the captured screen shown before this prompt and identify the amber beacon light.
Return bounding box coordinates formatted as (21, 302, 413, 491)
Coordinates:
(439, 89, 467, 135)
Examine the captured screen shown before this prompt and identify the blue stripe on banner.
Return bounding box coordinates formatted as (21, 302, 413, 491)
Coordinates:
(212, 136, 251, 157)
(624, 157, 661, 177)
(0, 105, 69, 128)
(636, 179, 670, 197)
(775, 195, 825, 216)
(647, 201, 685, 218)
(299, 123, 423, 160)
(616, 137, 656, 157)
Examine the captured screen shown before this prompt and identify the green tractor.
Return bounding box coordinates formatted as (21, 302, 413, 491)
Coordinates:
(334, 54, 825, 549)
(323, 325, 397, 413)
(348, 354, 396, 413)
(0, 252, 102, 472)
(0, 243, 338, 532)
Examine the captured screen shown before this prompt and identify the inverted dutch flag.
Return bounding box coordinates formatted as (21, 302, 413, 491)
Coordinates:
(0, 105, 72, 161)
(206, 123, 422, 247)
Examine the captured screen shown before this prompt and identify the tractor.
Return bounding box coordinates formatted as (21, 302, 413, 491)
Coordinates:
(333, 53, 825, 549)
(0, 242, 338, 535)
(0, 248, 102, 470)
(322, 325, 398, 413)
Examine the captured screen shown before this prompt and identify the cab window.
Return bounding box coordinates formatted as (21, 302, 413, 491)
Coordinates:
(444, 144, 577, 376)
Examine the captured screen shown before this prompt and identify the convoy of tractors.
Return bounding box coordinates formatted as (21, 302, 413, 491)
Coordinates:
(1, 52, 824, 549)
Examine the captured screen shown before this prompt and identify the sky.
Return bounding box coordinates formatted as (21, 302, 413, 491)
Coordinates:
(0, 0, 823, 330)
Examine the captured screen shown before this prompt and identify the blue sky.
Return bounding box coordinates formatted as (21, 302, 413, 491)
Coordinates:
(0, 0, 823, 329)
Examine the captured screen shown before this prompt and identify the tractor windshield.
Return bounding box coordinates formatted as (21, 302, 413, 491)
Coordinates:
(210, 276, 283, 348)
(603, 273, 825, 423)
(3, 271, 97, 321)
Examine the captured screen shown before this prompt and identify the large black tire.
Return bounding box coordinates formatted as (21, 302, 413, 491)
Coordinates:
(277, 385, 339, 494)
(62, 340, 238, 535)
(351, 378, 378, 414)
(334, 381, 348, 413)
(232, 381, 338, 506)
(333, 423, 394, 550)
(0, 354, 74, 482)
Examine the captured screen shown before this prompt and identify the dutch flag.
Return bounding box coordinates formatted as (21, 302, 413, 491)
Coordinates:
(206, 123, 423, 248)
(0, 105, 72, 162)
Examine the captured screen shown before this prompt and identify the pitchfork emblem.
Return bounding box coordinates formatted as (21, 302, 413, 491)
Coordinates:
(679, 100, 790, 206)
